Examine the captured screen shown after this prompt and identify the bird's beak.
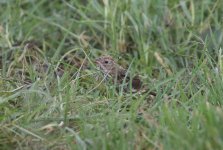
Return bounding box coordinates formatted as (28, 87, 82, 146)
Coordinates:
(95, 59, 101, 70)
(95, 58, 100, 64)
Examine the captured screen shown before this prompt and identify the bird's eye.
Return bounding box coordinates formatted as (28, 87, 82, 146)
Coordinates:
(104, 60, 109, 64)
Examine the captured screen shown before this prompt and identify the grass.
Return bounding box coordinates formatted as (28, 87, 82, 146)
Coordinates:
(0, 0, 223, 149)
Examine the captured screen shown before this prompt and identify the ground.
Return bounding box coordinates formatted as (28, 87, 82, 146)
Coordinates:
(0, 0, 223, 150)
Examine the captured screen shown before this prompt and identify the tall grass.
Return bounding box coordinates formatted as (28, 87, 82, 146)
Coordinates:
(0, 0, 223, 149)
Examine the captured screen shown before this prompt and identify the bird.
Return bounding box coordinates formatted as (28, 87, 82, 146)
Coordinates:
(95, 55, 143, 92)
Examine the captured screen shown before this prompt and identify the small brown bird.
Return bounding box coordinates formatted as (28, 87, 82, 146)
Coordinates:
(95, 55, 143, 91)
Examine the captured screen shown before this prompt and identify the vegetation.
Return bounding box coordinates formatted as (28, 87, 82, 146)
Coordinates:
(0, 0, 223, 149)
